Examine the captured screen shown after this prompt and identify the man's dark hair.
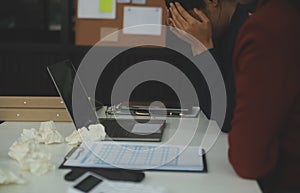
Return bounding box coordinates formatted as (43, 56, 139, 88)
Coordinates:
(289, 0, 300, 12)
(166, 0, 205, 11)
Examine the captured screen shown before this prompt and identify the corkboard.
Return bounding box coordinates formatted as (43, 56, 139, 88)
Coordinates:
(75, 0, 167, 47)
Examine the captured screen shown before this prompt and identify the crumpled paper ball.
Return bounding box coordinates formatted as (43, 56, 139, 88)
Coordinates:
(20, 152, 55, 176)
(17, 121, 64, 145)
(20, 128, 39, 142)
(0, 169, 25, 185)
(7, 121, 62, 176)
(8, 139, 38, 164)
(8, 138, 55, 176)
(38, 121, 64, 144)
(8, 139, 55, 176)
(65, 124, 106, 145)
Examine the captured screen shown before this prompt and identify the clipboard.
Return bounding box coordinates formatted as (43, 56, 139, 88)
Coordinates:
(59, 146, 145, 182)
(60, 142, 208, 173)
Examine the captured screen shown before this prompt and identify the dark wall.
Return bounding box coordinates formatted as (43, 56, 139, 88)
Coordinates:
(0, 44, 209, 109)
(0, 43, 90, 96)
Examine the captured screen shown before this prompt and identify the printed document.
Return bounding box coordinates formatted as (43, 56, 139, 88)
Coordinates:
(64, 142, 205, 171)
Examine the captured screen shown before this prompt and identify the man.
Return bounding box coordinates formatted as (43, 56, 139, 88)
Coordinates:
(169, 0, 300, 192)
(168, 0, 255, 132)
(228, 0, 300, 192)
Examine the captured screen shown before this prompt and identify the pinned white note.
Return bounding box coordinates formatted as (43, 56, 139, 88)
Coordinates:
(78, 0, 116, 19)
(100, 27, 119, 42)
(123, 6, 162, 36)
(132, 0, 146, 5)
(117, 0, 131, 3)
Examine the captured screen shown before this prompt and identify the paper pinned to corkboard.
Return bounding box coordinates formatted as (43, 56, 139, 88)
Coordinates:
(100, 27, 119, 42)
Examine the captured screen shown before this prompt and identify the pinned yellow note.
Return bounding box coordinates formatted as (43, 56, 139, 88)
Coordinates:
(99, 0, 113, 13)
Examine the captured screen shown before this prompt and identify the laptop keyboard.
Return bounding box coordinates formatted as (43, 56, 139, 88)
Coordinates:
(99, 119, 165, 140)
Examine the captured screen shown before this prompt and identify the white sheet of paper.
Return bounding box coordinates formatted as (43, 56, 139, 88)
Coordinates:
(64, 142, 205, 171)
(123, 6, 162, 35)
(117, 0, 130, 3)
(100, 27, 119, 42)
(132, 123, 162, 134)
(78, 0, 116, 19)
(132, 0, 146, 4)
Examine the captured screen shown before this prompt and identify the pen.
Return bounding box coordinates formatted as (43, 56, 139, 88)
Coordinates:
(135, 111, 150, 116)
(168, 112, 184, 117)
(134, 110, 183, 117)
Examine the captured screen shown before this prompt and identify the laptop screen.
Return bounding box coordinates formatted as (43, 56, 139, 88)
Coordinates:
(47, 60, 99, 129)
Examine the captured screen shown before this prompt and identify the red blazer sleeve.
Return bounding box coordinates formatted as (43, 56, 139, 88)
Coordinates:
(228, 11, 300, 179)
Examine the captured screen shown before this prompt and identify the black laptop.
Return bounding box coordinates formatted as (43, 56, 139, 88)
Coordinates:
(47, 60, 165, 142)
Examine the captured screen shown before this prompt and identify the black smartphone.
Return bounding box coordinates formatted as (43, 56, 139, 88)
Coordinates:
(63, 168, 145, 182)
(165, 0, 204, 11)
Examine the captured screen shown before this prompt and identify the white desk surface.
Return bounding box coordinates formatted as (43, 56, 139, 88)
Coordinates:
(0, 114, 261, 193)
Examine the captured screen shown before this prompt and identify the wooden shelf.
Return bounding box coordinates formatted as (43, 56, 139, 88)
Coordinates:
(0, 96, 71, 122)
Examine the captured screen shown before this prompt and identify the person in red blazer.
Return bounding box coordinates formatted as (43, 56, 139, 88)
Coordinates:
(229, 0, 300, 192)
(167, 0, 299, 192)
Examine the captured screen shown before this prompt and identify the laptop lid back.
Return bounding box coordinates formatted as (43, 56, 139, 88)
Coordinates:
(47, 60, 99, 129)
